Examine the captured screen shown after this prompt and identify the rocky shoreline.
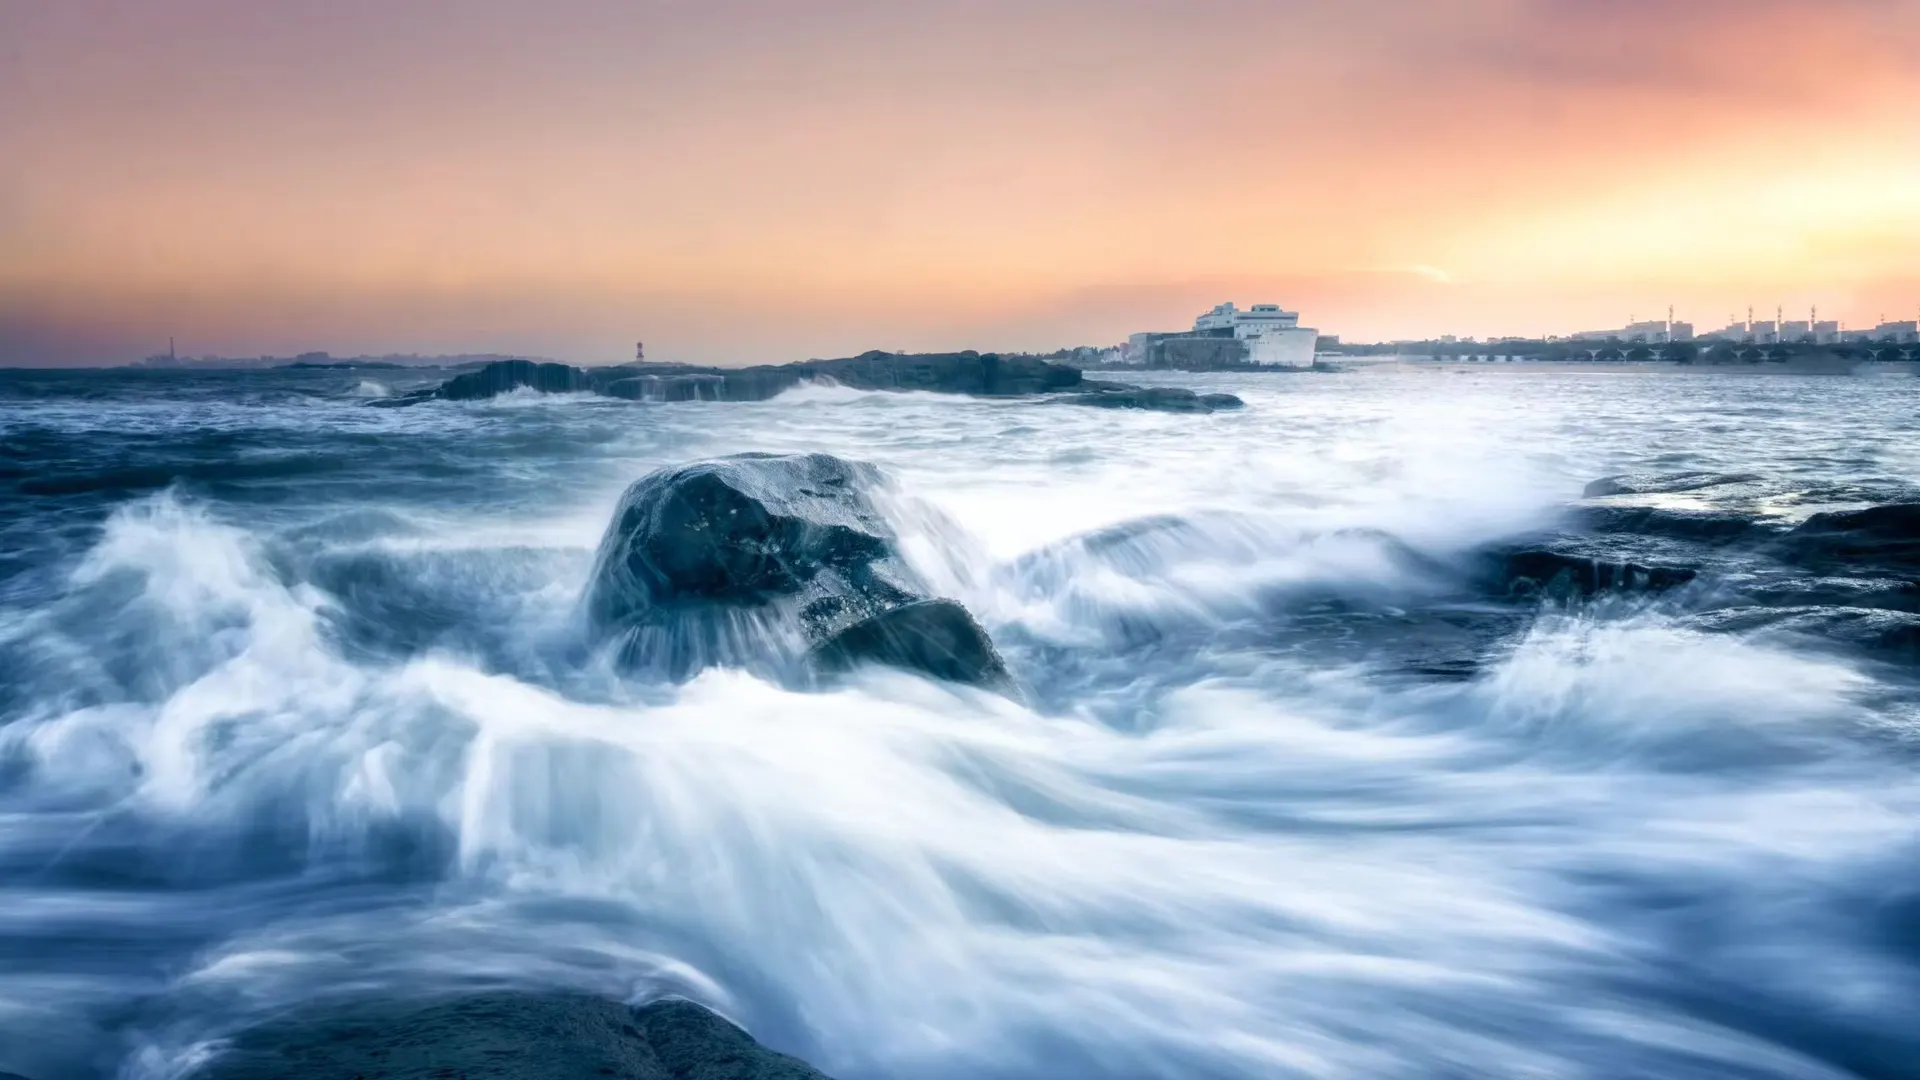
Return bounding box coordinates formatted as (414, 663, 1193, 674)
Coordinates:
(1474, 474, 1920, 665)
(371, 352, 1244, 413)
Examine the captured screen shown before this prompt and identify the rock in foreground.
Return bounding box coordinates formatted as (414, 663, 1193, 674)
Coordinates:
(192, 993, 832, 1080)
(586, 453, 1009, 688)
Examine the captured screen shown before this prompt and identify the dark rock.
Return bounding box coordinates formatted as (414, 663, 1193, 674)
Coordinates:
(1583, 472, 1763, 498)
(1, 1071, 36, 1080)
(586, 454, 894, 617)
(372, 353, 1240, 413)
(190, 993, 832, 1080)
(1571, 505, 1762, 544)
(437, 359, 594, 401)
(810, 349, 1082, 396)
(592, 352, 1081, 401)
(585, 453, 1008, 687)
(1738, 576, 1920, 613)
(1684, 606, 1920, 664)
(1488, 549, 1696, 601)
(1777, 503, 1920, 574)
(1050, 386, 1244, 413)
(602, 373, 728, 401)
(811, 598, 1009, 687)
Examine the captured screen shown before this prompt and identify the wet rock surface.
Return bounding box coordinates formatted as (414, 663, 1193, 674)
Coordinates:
(370, 359, 594, 406)
(1489, 472, 1920, 665)
(1049, 385, 1245, 413)
(1776, 503, 1920, 574)
(808, 598, 1008, 686)
(1582, 472, 1764, 498)
(585, 453, 1008, 687)
(1681, 606, 1920, 663)
(191, 994, 832, 1080)
(374, 354, 1235, 413)
(1571, 504, 1763, 544)
(1484, 549, 1697, 601)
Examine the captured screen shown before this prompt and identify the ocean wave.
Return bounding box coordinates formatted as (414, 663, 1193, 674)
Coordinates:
(3, 369, 1920, 1079)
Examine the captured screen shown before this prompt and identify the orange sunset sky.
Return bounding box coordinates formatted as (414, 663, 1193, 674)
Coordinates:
(2, 0, 1918, 366)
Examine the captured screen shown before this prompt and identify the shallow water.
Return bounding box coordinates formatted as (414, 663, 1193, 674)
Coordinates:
(2, 366, 1919, 1079)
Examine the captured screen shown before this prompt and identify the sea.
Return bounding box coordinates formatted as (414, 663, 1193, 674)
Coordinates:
(2, 365, 1918, 1079)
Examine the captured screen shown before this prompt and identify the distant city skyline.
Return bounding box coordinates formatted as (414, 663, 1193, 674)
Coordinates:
(3, 0, 1918, 367)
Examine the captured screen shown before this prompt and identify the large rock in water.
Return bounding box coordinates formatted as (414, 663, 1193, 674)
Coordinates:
(438, 359, 594, 400)
(371, 354, 1236, 412)
(1484, 548, 1696, 601)
(809, 350, 1081, 395)
(191, 993, 833, 1080)
(1778, 503, 1920, 574)
(1050, 385, 1244, 413)
(585, 453, 1009, 688)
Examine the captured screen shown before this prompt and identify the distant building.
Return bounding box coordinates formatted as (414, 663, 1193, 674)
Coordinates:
(1874, 320, 1919, 344)
(1571, 316, 1692, 344)
(1192, 302, 1320, 367)
(1124, 302, 1320, 368)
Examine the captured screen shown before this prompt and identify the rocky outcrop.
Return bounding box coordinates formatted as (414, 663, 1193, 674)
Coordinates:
(1486, 549, 1696, 601)
(1050, 385, 1244, 413)
(1570, 505, 1762, 543)
(1683, 606, 1920, 663)
(585, 453, 1009, 688)
(374, 353, 1237, 413)
(602, 372, 728, 402)
(810, 350, 1082, 395)
(191, 993, 833, 1080)
(1582, 472, 1763, 498)
(438, 359, 595, 400)
(1777, 503, 1920, 574)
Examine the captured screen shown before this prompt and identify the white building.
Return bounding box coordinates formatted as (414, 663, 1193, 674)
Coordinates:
(1191, 302, 1319, 367)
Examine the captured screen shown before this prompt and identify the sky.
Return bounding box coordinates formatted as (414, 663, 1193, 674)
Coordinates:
(2, 0, 1918, 366)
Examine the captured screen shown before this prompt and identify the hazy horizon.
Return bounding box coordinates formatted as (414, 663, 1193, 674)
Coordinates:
(4, 0, 1918, 367)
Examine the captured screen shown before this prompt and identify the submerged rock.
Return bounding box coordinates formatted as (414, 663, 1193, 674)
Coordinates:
(1487, 549, 1696, 601)
(1684, 606, 1920, 664)
(1050, 386, 1245, 413)
(191, 993, 832, 1080)
(585, 453, 1008, 688)
(1778, 503, 1920, 574)
(1583, 472, 1764, 498)
(1571, 505, 1762, 544)
(1738, 575, 1920, 613)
